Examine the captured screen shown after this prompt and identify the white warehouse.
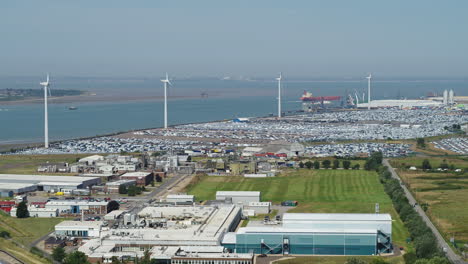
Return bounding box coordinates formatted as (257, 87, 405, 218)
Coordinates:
(216, 191, 260, 204)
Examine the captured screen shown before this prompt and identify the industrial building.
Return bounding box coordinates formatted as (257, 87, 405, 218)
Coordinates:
(0, 183, 37, 197)
(166, 194, 195, 204)
(120, 172, 153, 186)
(357, 99, 443, 109)
(244, 202, 270, 215)
(55, 221, 103, 238)
(216, 191, 261, 204)
(11, 206, 59, 218)
(223, 213, 393, 255)
(0, 174, 101, 194)
(46, 200, 109, 215)
(77, 205, 242, 263)
(68, 205, 393, 263)
(105, 179, 136, 194)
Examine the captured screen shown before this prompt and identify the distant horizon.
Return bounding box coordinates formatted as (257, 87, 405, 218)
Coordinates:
(2, 1, 467, 77)
(1, 75, 468, 81)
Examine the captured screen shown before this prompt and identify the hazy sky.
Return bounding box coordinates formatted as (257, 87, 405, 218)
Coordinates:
(1, 0, 468, 78)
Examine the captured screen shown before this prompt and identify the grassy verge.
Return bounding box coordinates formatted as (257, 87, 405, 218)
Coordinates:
(0, 213, 68, 245)
(0, 238, 49, 264)
(0, 154, 91, 174)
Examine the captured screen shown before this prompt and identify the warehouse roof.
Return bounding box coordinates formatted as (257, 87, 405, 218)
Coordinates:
(121, 172, 152, 177)
(56, 220, 103, 228)
(47, 200, 108, 206)
(0, 174, 100, 184)
(282, 213, 392, 222)
(166, 194, 194, 199)
(237, 227, 378, 234)
(0, 183, 37, 190)
(216, 191, 260, 197)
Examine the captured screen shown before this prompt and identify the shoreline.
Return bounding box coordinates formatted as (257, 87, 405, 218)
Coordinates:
(0, 94, 214, 106)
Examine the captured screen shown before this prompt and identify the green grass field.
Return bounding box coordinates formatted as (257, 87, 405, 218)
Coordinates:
(0, 213, 67, 245)
(187, 169, 411, 248)
(396, 169, 468, 244)
(0, 154, 90, 174)
(390, 156, 468, 170)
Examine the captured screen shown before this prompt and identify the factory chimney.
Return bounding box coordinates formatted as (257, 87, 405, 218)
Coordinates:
(443, 90, 448, 105)
(449, 89, 454, 105)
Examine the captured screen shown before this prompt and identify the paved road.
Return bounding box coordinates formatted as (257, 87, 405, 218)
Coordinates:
(127, 173, 191, 214)
(383, 159, 467, 264)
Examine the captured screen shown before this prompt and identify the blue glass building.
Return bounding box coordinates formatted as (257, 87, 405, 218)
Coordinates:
(222, 213, 392, 256)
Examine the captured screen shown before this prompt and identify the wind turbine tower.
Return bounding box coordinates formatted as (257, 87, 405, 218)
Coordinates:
(40, 74, 50, 148)
(161, 73, 172, 129)
(276, 73, 282, 118)
(366, 73, 372, 110)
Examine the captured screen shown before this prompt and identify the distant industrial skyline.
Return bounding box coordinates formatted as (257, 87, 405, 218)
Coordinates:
(1, 0, 468, 77)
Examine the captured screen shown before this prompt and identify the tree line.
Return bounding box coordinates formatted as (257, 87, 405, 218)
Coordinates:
(363, 152, 450, 264)
(299, 159, 360, 170)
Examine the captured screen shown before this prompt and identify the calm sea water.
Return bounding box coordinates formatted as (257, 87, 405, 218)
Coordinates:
(0, 77, 467, 144)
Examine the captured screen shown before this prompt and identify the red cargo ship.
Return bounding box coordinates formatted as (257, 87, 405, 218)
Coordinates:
(300, 91, 341, 102)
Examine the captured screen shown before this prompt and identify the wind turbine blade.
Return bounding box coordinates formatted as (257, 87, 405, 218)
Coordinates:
(46, 73, 49, 83)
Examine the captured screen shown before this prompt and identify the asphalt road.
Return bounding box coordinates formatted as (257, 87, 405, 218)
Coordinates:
(126, 173, 191, 214)
(383, 159, 467, 264)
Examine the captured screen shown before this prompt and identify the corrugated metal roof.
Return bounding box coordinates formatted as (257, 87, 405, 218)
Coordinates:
(237, 226, 378, 234)
(283, 213, 392, 221)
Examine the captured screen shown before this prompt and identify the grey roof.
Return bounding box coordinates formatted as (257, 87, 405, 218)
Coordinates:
(283, 213, 392, 222)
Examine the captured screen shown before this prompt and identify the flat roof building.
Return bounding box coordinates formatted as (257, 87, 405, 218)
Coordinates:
(216, 191, 261, 204)
(77, 205, 242, 263)
(55, 221, 103, 238)
(120, 172, 153, 186)
(0, 174, 101, 193)
(46, 200, 108, 215)
(166, 194, 195, 204)
(222, 213, 393, 256)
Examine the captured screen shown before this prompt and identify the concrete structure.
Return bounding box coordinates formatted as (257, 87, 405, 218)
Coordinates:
(46, 200, 108, 215)
(216, 191, 261, 204)
(245, 202, 270, 215)
(105, 180, 136, 194)
(55, 221, 103, 238)
(78, 205, 242, 263)
(120, 172, 153, 186)
(104, 210, 125, 221)
(166, 194, 195, 204)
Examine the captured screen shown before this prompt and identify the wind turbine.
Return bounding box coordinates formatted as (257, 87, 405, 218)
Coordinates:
(160, 73, 172, 129)
(366, 73, 372, 110)
(276, 73, 282, 118)
(40, 74, 50, 148)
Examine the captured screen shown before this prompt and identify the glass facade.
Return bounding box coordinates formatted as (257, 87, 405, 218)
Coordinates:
(227, 232, 389, 255)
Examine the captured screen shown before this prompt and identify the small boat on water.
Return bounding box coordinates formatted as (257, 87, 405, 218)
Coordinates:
(68, 106, 78, 110)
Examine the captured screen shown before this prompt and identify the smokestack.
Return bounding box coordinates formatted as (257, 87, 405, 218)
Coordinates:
(443, 90, 448, 105)
(449, 89, 454, 105)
